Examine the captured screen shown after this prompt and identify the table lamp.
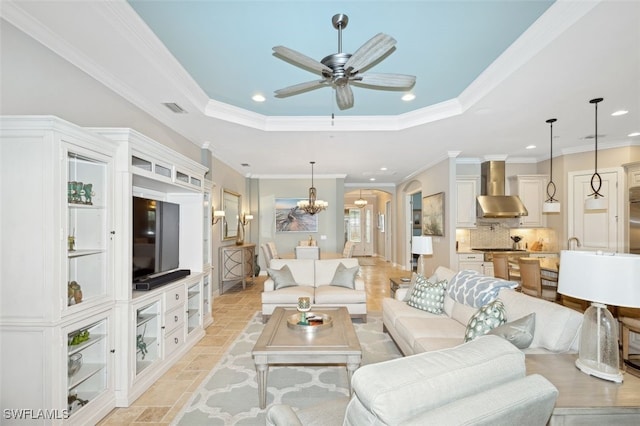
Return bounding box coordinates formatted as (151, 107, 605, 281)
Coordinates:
(557, 250, 640, 382)
(412, 236, 433, 276)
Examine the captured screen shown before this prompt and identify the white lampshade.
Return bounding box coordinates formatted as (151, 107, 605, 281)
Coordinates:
(542, 201, 560, 213)
(412, 236, 433, 276)
(412, 236, 433, 255)
(585, 196, 607, 210)
(558, 250, 640, 382)
(558, 250, 640, 308)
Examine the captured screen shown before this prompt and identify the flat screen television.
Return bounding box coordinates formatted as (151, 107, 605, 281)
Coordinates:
(132, 196, 180, 284)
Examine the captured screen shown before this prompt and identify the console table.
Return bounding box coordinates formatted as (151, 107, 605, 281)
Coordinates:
(219, 243, 255, 294)
(526, 354, 640, 424)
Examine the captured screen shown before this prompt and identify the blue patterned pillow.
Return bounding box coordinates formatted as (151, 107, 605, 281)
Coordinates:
(447, 270, 518, 308)
(406, 275, 447, 314)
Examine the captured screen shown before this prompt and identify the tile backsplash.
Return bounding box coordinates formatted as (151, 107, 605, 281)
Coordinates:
(456, 224, 558, 252)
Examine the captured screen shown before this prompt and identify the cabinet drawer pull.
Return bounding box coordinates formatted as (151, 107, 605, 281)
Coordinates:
(174, 337, 179, 344)
(174, 315, 179, 322)
(175, 294, 180, 300)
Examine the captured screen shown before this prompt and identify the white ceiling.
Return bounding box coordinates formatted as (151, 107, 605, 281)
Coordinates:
(1, 0, 639, 185)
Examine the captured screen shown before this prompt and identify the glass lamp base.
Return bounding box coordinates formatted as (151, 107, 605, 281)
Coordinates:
(576, 303, 623, 383)
(575, 357, 623, 383)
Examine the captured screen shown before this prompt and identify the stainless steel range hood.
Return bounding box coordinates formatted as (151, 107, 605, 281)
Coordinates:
(476, 161, 528, 218)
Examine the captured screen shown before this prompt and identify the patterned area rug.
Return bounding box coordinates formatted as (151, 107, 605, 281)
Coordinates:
(172, 312, 401, 425)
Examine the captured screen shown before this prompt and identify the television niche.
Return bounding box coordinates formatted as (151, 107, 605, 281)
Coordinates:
(132, 196, 189, 290)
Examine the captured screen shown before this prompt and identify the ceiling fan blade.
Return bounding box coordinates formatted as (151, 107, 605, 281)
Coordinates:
(355, 73, 416, 89)
(273, 46, 333, 74)
(274, 80, 327, 98)
(344, 33, 396, 73)
(335, 85, 354, 110)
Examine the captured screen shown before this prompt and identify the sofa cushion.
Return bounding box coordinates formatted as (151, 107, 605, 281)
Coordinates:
(330, 262, 359, 289)
(464, 299, 506, 342)
(268, 259, 315, 286)
(315, 258, 360, 286)
(314, 286, 366, 305)
(261, 285, 315, 304)
(448, 270, 518, 308)
(406, 277, 447, 314)
(488, 313, 536, 349)
(498, 288, 582, 353)
(267, 264, 298, 289)
(395, 316, 466, 352)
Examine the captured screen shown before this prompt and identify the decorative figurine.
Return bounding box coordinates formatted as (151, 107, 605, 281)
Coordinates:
(68, 281, 82, 305)
(72, 181, 84, 203)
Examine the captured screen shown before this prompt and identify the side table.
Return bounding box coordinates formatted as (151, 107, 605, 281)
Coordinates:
(389, 276, 411, 298)
(526, 354, 640, 424)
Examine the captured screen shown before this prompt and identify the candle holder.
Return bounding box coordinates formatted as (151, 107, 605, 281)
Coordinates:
(297, 296, 311, 324)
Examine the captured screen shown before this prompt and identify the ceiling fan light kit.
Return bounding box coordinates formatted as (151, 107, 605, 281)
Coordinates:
(273, 14, 416, 110)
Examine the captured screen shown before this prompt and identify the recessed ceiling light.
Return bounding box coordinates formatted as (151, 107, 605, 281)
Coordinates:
(369, 178, 376, 181)
(526, 145, 536, 150)
(629, 132, 640, 137)
(252, 94, 266, 102)
(380, 167, 387, 171)
(401, 93, 415, 102)
(611, 110, 628, 116)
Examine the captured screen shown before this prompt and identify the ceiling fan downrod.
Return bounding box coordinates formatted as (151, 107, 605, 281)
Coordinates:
(332, 14, 348, 54)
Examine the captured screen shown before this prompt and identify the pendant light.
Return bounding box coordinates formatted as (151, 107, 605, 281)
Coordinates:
(297, 161, 328, 215)
(354, 189, 367, 208)
(585, 98, 607, 210)
(542, 118, 560, 213)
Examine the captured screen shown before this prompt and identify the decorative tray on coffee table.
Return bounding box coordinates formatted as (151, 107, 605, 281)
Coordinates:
(287, 312, 333, 332)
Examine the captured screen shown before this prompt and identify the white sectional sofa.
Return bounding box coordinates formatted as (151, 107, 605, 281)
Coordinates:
(383, 266, 584, 355)
(262, 258, 367, 322)
(266, 335, 558, 426)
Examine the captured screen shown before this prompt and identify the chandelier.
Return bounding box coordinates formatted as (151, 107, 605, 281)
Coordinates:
(355, 189, 367, 208)
(297, 161, 328, 215)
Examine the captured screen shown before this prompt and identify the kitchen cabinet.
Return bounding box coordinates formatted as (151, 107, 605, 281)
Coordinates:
(457, 253, 483, 272)
(456, 176, 479, 228)
(509, 175, 548, 227)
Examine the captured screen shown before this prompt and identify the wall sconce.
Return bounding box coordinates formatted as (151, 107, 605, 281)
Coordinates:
(212, 209, 225, 225)
(241, 213, 254, 226)
(585, 97, 607, 210)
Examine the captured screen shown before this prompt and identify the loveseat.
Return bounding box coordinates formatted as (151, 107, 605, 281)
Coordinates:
(266, 335, 559, 425)
(262, 258, 367, 322)
(383, 266, 584, 355)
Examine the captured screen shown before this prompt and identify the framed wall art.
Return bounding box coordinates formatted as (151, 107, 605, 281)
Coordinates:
(422, 192, 444, 236)
(275, 198, 318, 233)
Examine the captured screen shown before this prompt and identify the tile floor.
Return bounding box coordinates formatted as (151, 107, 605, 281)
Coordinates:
(98, 256, 407, 425)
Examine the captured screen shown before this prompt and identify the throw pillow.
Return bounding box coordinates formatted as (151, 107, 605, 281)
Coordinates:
(267, 265, 297, 290)
(402, 272, 438, 302)
(488, 313, 536, 349)
(330, 263, 359, 289)
(464, 299, 507, 342)
(406, 276, 447, 314)
(448, 270, 518, 308)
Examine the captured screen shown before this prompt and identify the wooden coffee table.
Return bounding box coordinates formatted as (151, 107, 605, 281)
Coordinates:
(252, 306, 362, 409)
(526, 354, 640, 423)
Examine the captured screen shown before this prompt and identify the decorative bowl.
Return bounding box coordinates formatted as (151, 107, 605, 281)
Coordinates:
(68, 353, 83, 377)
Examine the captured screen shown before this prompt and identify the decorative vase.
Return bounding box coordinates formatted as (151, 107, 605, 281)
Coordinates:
(235, 221, 244, 245)
(254, 254, 260, 276)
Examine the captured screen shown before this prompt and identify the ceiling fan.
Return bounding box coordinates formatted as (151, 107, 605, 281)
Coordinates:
(273, 14, 416, 110)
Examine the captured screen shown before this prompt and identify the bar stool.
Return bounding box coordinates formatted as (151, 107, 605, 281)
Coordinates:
(492, 253, 510, 280)
(619, 307, 640, 378)
(518, 257, 558, 302)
